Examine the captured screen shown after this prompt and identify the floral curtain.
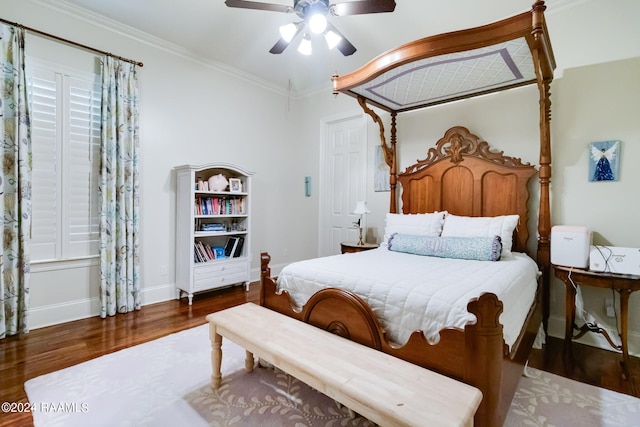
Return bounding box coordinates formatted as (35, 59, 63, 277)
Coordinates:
(99, 56, 140, 318)
(0, 24, 32, 339)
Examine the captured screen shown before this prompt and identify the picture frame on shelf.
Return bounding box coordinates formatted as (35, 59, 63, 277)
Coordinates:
(229, 178, 242, 192)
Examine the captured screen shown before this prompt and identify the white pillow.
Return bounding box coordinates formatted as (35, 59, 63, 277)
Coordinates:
(382, 212, 446, 249)
(441, 214, 519, 257)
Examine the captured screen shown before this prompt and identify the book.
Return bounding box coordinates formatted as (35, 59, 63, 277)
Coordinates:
(206, 198, 213, 215)
(196, 241, 211, 262)
(232, 236, 244, 257)
(224, 237, 238, 258)
(194, 242, 206, 263)
(201, 223, 225, 232)
(213, 246, 225, 259)
(201, 197, 208, 215)
(204, 243, 215, 261)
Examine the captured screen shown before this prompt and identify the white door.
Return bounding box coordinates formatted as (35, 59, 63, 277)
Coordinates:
(319, 113, 367, 256)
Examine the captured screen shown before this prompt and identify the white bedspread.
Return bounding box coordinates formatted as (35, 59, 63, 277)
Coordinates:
(276, 248, 539, 349)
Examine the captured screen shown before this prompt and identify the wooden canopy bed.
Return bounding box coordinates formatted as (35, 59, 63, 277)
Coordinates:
(260, 2, 555, 426)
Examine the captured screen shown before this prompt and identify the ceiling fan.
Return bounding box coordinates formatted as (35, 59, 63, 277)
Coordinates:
(224, 0, 396, 56)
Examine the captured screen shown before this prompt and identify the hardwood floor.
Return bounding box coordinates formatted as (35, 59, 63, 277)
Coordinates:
(1, 283, 638, 426)
(0, 285, 258, 427)
(528, 325, 639, 398)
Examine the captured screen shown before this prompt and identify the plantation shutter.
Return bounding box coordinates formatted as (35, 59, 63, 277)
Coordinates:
(27, 63, 100, 262)
(66, 75, 101, 258)
(29, 67, 59, 261)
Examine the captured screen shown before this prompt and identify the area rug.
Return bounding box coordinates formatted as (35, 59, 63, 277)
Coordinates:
(25, 324, 640, 427)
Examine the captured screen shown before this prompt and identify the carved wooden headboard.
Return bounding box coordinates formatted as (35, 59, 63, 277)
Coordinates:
(397, 126, 537, 254)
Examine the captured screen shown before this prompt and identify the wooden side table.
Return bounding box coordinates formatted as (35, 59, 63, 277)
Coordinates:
(340, 242, 379, 254)
(553, 265, 640, 379)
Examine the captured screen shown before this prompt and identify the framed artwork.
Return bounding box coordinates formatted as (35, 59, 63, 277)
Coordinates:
(589, 140, 620, 182)
(374, 145, 390, 192)
(229, 178, 242, 192)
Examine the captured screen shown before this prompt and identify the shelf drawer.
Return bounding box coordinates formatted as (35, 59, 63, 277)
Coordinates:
(193, 259, 248, 291)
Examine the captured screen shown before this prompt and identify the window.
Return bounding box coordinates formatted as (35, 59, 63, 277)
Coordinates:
(27, 60, 101, 262)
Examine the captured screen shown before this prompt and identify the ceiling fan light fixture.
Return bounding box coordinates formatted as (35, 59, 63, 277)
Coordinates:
(279, 22, 298, 43)
(308, 13, 327, 34)
(324, 30, 341, 50)
(298, 34, 312, 55)
(227, 0, 397, 56)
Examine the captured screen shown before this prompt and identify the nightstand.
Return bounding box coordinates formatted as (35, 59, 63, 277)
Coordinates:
(553, 265, 640, 379)
(340, 242, 379, 254)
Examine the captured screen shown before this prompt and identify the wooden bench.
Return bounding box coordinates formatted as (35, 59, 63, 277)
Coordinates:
(206, 302, 482, 427)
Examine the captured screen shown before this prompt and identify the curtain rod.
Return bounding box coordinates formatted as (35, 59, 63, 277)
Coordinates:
(0, 17, 143, 67)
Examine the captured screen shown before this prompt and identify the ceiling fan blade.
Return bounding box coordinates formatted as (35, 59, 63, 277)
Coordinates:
(269, 24, 304, 54)
(326, 22, 356, 56)
(224, 0, 293, 13)
(269, 37, 290, 54)
(330, 0, 396, 16)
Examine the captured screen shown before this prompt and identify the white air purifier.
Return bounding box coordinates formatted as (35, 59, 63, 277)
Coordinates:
(551, 225, 592, 269)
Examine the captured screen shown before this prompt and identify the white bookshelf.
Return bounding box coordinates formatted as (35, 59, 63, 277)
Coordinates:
(174, 162, 254, 304)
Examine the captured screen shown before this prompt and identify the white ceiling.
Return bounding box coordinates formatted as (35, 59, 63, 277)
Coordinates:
(48, 0, 640, 96)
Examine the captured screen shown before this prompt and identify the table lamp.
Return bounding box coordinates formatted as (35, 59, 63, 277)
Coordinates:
(353, 201, 371, 245)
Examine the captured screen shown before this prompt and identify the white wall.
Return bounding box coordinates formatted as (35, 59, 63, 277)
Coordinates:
(2, 0, 305, 327)
(550, 57, 640, 354)
(298, 84, 541, 253)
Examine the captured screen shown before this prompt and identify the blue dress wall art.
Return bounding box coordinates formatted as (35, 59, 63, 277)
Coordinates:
(589, 140, 620, 182)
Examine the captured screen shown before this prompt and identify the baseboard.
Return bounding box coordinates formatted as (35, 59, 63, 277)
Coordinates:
(28, 266, 268, 330)
(28, 297, 100, 330)
(547, 314, 640, 358)
(28, 283, 177, 330)
(140, 283, 179, 306)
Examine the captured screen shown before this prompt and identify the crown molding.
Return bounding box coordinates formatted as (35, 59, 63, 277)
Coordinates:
(33, 0, 291, 98)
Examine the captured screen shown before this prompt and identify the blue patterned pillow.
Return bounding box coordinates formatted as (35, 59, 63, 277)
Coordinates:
(387, 233, 502, 261)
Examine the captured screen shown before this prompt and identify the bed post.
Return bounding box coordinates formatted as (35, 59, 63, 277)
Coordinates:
(532, 0, 554, 334)
(464, 293, 504, 427)
(260, 252, 271, 306)
(537, 78, 552, 334)
(355, 96, 398, 213)
(389, 112, 398, 213)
